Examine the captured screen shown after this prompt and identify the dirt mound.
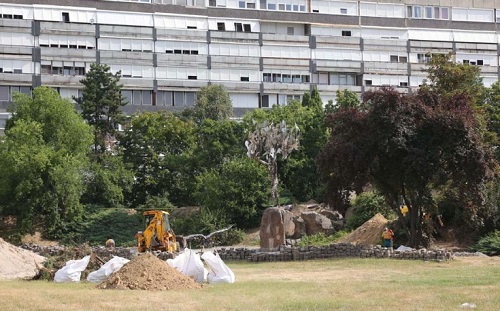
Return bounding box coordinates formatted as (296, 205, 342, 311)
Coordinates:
(98, 253, 202, 290)
(338, 213, 388, 246)
(0, 237, 46, 280)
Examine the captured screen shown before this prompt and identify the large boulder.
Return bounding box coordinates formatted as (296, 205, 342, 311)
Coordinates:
(259, 207, 286, 250)
(300, 212, 335, 236)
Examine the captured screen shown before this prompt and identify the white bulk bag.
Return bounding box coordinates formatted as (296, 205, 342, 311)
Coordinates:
(201, 251, 235, 284)
(87, 256, 130, 283)
(167, 248, 205, 283)
(54, 255, 91, 283)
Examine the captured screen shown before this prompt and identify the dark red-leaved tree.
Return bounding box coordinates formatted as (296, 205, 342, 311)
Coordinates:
(319, 87, 495, 247)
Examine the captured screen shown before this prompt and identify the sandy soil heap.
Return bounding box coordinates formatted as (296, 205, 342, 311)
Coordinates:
(0, 237, 46, 280)
(338, 213, 389, 246)
(98, 252, 202, 290)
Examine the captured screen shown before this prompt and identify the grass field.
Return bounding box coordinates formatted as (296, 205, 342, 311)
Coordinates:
(1, 256, 499, 311)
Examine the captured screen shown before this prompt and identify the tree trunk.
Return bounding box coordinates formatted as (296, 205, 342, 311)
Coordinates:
(269, 159, 279, 207)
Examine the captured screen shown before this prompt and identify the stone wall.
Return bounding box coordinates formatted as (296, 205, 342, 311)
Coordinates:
(22, 242, 453, 263)
(217, 243, 453, 262)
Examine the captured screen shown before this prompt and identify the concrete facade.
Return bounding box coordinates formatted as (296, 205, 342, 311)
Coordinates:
(1, 0, 500, 129)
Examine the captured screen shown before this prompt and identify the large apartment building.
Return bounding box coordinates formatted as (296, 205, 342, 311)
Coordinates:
(1, 0, 500, 130)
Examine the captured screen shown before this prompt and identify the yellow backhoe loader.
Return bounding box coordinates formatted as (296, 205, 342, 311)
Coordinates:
(135, 210, 179, 253)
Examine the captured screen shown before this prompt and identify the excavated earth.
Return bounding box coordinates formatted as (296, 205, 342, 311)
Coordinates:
(98, 252, 202, 291)
(338, 213, 389, 246)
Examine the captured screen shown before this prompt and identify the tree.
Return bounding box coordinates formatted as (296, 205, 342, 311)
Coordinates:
(325, 89, 360, 114)
(195, 157, 269, 228)
(77, 63, 127, 156)
(121, 111, 196, 206)
(0, 87, 92, 234)
(319, 87, 496, 247)
(193, 118, 247, 171)
(245, 120, 301, 207)
(182, 84, 233, 124)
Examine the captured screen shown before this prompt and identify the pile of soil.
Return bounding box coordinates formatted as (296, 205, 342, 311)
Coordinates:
(98, 252, 202, 290)
(0, 237, 46, 280)
(338, 213, 389, 246)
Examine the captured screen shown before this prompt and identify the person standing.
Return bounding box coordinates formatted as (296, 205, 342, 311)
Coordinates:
(381, 227, 394, 248)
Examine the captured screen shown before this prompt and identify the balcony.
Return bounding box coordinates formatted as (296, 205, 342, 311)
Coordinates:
(0, 73, 32, 84)
(156, 28, 206, 41)
(211, 31, 260, 44)
(364, 62, 408, 74)
(40, 47, 97, 62)
(100, 50, 153, 65)
(100, 25, 153, 39)
(156, 53, 207, 67)
(41, 74, 82, 87)
(40, 21, 95, 36)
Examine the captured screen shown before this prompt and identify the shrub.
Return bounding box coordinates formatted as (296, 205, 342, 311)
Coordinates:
(470, 230, 500, 256)
(297, 231, 348, 247)
(346, 192, 395, 230)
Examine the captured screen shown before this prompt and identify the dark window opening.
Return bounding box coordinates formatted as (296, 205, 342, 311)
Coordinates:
(187, 26, 197, 29)
(174, 49, 182, 54)
(240, 76, 249, 81)
(217, 22, 225, 31)
(191, 50, 199, 55)
(477, 60, 484, 66)
(234, 23, 243, 32)
(188, 75, 197, 80)
(166, 50, 173, 54)
(261, 95, 269, 108)
(14, 15, 23, 19)
(312, 9, 319, 13)
(365, 80, 372, 86)
(342, 31, 351, 37)
(243, 24, 251, 32)
(183, 50, 190, 54)
(400, 82, 408, 87)
(62, 12, 70, 23)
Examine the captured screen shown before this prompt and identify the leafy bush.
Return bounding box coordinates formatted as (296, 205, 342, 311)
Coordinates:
(49, 205, 142, 246)
(346, 192, 394, 230)
(297, 231, 348, 247)
(470, 230, 500, 256)
(195, 157, 269, 228)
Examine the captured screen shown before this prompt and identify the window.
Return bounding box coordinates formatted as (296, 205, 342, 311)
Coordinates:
(406, 6, 413, 18)
(441, 7, 449, 19)
(13, 15, 22, 19)
(286, 4, 291, 11)
(413, 6, 422, 18)
(282, 74, 292, 83)
(287, 27, 294, 35)
(239, 1, 245, 8)
(247, 3, 256, 8)
(234, 23, 243, 32)
(272, 73, 281, 82)
(400, 82, 408, 87)
(340, 8, 347, 14)
(268, 3, 276, 10)
(434, 7, 440, 19)
(243, 24, 251, 32)
(399, 56, 407, 63)
(263, 73, 271, 82)
(188, 75, 197, 80)
(293, 5, 298, 11)
(424, 7, 433, 18)
(365, 80, 372, 86)
(209, 0, 216, 6)
(261, 95, 269, 108)
(390, 55, 399, 63)
(62, 12, 70, 23)
(463, 60, 469, 65)
(342, 30, 351, 37)
(417, 53, 431, 63)
(217, 22, 225, 31)
(299, 5, 305, 12)
(279, 4, 285, 10)
(187, 26, 197, 29)
(477, 60, 484, 66)
(240, 76, 249, 81)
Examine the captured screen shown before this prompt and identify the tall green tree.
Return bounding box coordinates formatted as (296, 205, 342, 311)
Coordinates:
(182, 84, 233, 124)
(319, 87, 496, 247)
(121, 111, 196, 206)
(193, 118, 247, 171)
(77, 63, 127, 155)
(0, 87, 92, 234)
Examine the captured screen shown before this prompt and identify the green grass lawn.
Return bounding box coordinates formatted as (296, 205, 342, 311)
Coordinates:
(1, 256, 499, 311)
